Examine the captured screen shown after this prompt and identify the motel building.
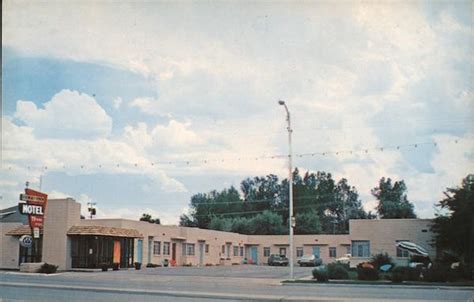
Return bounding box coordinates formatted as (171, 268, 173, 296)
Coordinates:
(0, 198, 436, 271)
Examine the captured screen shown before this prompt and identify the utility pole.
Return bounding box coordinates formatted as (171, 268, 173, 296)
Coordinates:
(278, 100, 294, 280)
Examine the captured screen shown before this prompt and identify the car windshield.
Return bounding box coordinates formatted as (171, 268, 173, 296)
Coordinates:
(301, 255, 314, 259)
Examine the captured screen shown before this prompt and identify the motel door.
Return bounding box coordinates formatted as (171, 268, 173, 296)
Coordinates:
(172, 243, 176, 262)
(147, 238, 152, 264)
(199, 243, 204, 266)
(250, 247, 258, 264)
(312, 246, 320, 258)
(113, 240, 121, 264)
(136, 239, 143, 264)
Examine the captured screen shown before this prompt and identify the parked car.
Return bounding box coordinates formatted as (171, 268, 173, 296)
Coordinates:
(297, 254, 322, 267)
(335, 253, 351, 265)
(267, 254, 289, 266)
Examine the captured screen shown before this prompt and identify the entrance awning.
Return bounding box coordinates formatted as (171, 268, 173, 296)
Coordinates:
(5, 225, 42, 236)
(396, 241, 429, 256)
(67, 226, 143, 238)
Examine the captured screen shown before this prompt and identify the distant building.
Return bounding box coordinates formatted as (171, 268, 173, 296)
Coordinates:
(1, 198, 435, 270)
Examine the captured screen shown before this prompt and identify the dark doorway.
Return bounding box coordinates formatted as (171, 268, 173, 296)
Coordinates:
(71, 236, 134, 268)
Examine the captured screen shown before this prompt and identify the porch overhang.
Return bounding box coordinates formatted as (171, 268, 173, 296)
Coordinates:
(5, 225, 42, 236)
(67, 225, 143, 238)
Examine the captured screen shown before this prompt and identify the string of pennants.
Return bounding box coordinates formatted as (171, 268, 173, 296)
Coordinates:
(1, 139, 462, 172)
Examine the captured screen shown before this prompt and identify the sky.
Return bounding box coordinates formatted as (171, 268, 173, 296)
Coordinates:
(1, 1, 473, 224)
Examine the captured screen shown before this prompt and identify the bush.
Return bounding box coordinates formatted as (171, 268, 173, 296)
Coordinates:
(312, 268, 329, 282)
(424, 264, 449, 282)
(357, 265, 379, 280)
(390, 266, 420, 283)
(370, 253, 394, 270)
(134, 262, 142, 270)
(391, 267, 404, 283)
(38, 263, 58, 274)
(100, 263, 109, 271)
(327, 263, 349, 280)
(447, 264, 472, 281)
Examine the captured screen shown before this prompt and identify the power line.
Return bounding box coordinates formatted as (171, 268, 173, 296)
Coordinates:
(189, 203, 345, 218)
(2, 138, 462, 172)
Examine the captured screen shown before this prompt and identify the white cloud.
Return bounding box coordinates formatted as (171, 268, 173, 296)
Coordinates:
(94, 206, 180, 225)
(48, 190, 71, 199)
(14, 89, 112, 139)
(151, 120, 203, 148)
(112, 97, 123, 109)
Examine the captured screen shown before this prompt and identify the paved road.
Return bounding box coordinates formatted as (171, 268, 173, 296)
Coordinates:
(1, 266, 473, 301)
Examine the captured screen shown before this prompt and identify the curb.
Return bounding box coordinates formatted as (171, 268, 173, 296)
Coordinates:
(282, 280, 474, 291)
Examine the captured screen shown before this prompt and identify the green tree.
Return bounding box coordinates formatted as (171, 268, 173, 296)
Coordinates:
(180, 170, 372, 234)
(179, 186, 243, 228)
(432, 175, 474, 270)
(295, 209, 322, 234)
(249, 210, 286, 235)
(208, 216, 233, 232)
(140, 213, 160, 224)
(326, 178, 368, 233)
(371, 177, 416, 218)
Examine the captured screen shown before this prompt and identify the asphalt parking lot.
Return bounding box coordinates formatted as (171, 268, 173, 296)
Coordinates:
(113, 264, 314, 279)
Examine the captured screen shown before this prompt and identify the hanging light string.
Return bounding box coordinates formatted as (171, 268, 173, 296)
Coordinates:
(1, 139, 462, 172)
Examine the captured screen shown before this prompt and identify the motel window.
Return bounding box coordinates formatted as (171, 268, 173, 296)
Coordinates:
(186, 244, 195, 256)
(329, 247, 337, 258)
(153, 241, 161, 255)
(222, 245, 225, 254)
(163, 242, 170, 255)
(296, 247, 303, 258)
(351, 241, 370, 258)
(346, 246, 351, 255)
(226, 244, 231, 258)
(279, 247, 287, 256)
(240, 246, 244, 257)
(205, 244, 209, 254)
(233, 246, 239, 256)
(396, 240, 410, 258)
(182, 243, 187, 256)
(264, 247, 270, 257)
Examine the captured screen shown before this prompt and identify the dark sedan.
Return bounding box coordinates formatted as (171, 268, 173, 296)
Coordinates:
(267, 254, 289, 266)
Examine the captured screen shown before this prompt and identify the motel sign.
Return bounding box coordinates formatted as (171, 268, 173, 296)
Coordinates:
(18, 188, 48, 230)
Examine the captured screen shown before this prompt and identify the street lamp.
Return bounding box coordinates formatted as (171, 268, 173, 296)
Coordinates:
(278, 100, 294, 280)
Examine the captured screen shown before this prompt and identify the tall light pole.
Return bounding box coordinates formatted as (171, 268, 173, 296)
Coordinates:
(278, 100, 294, 280)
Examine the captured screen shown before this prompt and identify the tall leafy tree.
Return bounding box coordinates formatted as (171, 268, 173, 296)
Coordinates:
(140, 213, 160, 224)
(432, 175, 474, 269)
(180, 169, 372, 234)
(371, 177, 416, 218)
(249, 210, 287, 235)
(295, 209, 322, 234)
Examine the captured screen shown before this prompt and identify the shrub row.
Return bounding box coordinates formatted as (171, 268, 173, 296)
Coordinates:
(38, 263, 58, 274)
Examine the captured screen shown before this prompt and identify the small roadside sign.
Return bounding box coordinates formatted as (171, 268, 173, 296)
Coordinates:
(19, 235, 33, 248)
